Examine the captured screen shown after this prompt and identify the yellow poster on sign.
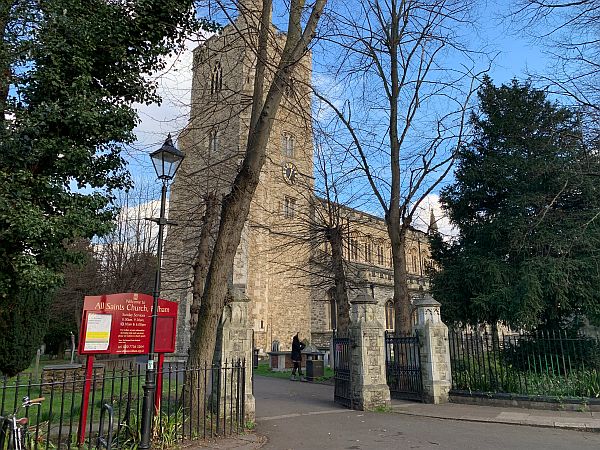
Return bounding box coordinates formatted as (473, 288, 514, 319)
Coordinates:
(84, 313, 112, 351)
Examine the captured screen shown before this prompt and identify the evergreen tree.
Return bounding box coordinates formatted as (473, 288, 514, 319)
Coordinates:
(431, 76, 600, 330)
(0, 0, 212, 375)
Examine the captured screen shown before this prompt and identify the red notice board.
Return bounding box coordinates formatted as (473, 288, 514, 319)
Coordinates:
(78, 293, 178, 355)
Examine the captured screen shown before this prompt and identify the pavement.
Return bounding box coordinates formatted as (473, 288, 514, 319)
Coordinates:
(184, 375, 600, 449)
(391, 399, 600, 431)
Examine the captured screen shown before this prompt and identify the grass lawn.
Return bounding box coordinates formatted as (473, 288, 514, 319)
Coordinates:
(254, 361, 334, 382)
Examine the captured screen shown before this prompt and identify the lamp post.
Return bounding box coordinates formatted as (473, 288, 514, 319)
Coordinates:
(139, 134, 184, 449)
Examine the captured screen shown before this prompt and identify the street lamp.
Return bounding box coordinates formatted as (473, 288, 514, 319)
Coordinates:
(140, 134, 184, 449)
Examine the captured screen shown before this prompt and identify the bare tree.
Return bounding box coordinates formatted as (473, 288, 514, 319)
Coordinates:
(179, 0, 327, 424)
(315, 0, 484, 334)
(48, 180, 161, 354)
(48, 240, 103, 355)
(515, 0, 600, 115)
(95, 180, 160, 295)
(189, 192, 219, 334)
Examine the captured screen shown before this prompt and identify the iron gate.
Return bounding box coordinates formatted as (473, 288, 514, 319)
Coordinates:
(332, 335, 353, 408)
(385, 331, 423, 401)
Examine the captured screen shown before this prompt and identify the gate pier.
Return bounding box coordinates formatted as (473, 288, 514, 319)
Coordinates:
(215, 290, 256, 421)
(347, 292, 391, 411)
(412, 292, 451, 404)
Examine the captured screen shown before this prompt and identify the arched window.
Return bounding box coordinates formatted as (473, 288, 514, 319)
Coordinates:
(377, 246, 384, 266)
(208, 129, 219, 153)
(422, 258, 431, 274)
(282, 133, 295, 158)
(350, 239, 359, 260)
(409, 249, 418, 274)
(385, 300, 395, 331)
(210, 61, 222, 94)
(364, 240, 372, 262)
(283, 196, 296, 219)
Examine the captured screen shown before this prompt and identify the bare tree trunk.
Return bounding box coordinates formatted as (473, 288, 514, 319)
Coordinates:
(190, 192, 219, 334)
(389, 227, 411, 335)
(327, 226, 351, 334)
(184, 0, 327, 432)
(314, 0, 478, 336)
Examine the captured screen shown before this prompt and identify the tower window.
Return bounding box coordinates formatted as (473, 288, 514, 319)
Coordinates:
(208, 129, 219, 153)
(283, 196, 296, 219)
(211, 61, 223, 94)
(282, 133, 295, 158)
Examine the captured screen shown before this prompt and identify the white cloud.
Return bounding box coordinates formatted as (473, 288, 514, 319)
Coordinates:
(128, 37, 214, 180)
(133, 41, 197, 151)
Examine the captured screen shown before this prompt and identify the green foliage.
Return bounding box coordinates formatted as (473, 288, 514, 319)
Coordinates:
(452, 357, 600, 399)
(450, 331, 600, 398)
(118, 409, 184, 450)
(0, 289, 51, 376)
(431, 76, 600, 329)
(0, 0, 217, 376)
(43, 319, 75, 357)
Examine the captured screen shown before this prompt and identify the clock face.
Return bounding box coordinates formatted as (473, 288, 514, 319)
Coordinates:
(283, 162, 298, 184)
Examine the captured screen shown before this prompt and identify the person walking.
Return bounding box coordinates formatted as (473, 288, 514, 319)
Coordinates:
(290, 333, 306, 381)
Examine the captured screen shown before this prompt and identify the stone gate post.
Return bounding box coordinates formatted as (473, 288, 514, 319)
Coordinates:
(214, 289, 256, 422)
(349, 291, 391, 411)
(412, 292, 451, 404)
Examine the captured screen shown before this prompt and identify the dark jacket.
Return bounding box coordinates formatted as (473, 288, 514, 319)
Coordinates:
(291, 336, 305, 362)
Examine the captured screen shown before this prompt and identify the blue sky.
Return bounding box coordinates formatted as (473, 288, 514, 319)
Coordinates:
(128, 1, 559, 234)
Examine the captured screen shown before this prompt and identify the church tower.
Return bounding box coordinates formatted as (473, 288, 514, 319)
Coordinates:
(162, 2, 314, 356)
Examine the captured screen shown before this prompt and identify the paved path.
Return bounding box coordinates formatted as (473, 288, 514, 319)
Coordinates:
(187, 376, 600, 449)
(253, 376, 600, 449)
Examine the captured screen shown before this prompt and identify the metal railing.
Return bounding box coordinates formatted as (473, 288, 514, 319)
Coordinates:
(449, 330, 600, 400)
(332, 335, 353, 409)
(384, 331, 423, 401)
(0, 359, 247, 449)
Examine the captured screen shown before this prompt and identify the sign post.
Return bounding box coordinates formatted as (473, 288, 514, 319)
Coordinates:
(76, 293, 178, 445)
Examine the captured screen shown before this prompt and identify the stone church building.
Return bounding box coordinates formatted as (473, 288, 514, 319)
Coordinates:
(162, 3, 433, 357)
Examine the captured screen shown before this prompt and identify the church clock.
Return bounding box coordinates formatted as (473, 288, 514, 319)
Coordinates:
(282, 162, 298, 185)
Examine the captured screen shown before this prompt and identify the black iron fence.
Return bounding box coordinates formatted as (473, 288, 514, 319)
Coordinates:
(332, 335, 353, 409)
(0, 360, 247, 449)
(449, 330, 600, 399)
(384, 332, 423, 401)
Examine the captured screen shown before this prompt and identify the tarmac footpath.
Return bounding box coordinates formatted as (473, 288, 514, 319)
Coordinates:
(184, 376, 600, 449)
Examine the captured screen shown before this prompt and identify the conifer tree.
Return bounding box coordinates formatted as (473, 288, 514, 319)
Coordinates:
(431, 76, 600, 330)
(0, 0, 211, 375)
